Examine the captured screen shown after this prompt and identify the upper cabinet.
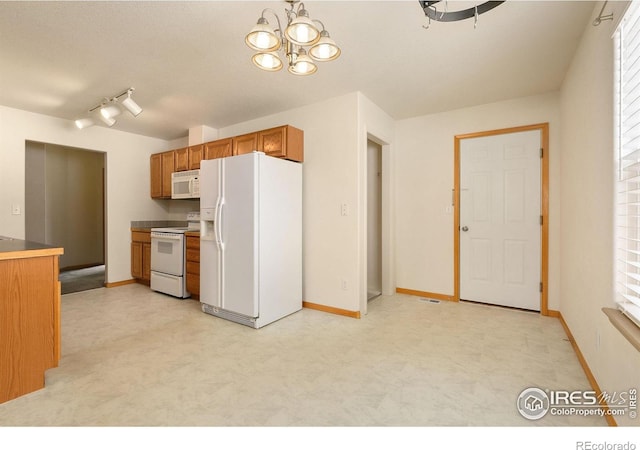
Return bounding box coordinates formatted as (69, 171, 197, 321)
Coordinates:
(174, 147, 189, 172)
(188, 144, 204, 169)
(204, 138, 232, 160)
(150, 151, 175, 199)
(233, 132, 258, 156)
(150, 153, 163, 198)
(258, 125, 303, 162)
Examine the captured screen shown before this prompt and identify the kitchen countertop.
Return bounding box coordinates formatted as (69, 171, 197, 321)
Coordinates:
(0, 237, 64, 261)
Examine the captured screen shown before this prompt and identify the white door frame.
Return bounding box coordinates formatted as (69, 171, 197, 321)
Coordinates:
(454, 123, 549, 315)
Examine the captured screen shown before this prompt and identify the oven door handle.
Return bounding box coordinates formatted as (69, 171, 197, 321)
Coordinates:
(151, 233, 182, 241)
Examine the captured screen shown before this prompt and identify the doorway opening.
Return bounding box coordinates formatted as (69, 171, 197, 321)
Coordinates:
(367, 139, 383, 301)
(25, 141, 106, 294)
(454, 123, 549, 315)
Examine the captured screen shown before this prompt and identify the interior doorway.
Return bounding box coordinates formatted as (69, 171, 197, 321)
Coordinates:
(367, 139, 383, 301)
(25, 141, 106, 294)
(454, 123, 549, 314)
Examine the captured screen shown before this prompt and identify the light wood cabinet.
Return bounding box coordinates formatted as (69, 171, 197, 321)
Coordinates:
(0, 244, 63, 404)
(150, 153, 163, 198)
(204, 138, 233, 160)
(233, 132, 258, 156)
(175, 148, 189, 172)
(150, 150, 175, 198)
(185, 234, 200, 298)
(188, 144, 204, 169)
(131, 230, 151, 284)
(161, 151, 175, 198)
(258, 125, 303, 162)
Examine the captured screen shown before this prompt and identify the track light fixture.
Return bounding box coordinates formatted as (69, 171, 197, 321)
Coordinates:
(245, 0, 340, 76)
(74, 87, 143, 129)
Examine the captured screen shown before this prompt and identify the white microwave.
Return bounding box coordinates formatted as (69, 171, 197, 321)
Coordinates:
(171, 170, 200, 199)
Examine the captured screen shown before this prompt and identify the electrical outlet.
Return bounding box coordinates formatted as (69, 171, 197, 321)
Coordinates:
(341, 203, 348, 216)
(11, 205, 20, 215)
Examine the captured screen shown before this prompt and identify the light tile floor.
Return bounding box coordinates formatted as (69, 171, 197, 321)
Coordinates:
(0, 284, 606, 427)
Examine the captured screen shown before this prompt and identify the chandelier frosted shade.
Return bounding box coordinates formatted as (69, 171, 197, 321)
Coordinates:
(252, 52, 284, 71)
(285, 9, 320, 46)
(288, 48, 317, 75)
(309, 30, 340, 61)
(245, 18, 281, 52)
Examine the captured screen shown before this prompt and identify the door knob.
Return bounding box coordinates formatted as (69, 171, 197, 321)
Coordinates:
(461, 226, 469, 232)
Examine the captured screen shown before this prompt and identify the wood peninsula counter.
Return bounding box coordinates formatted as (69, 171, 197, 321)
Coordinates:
(0, 237, 63, 404)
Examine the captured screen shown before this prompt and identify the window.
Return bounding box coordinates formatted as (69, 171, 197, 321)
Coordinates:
(615, 1, 640, 330)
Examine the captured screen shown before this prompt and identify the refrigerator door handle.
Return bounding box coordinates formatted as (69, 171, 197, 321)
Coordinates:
(217, 199, 225, 249)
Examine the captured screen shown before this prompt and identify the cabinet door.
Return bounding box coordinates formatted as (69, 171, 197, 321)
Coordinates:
(204, 138, 233, 160)
(233, 132, 258, 156)
(258, 125, 304, 162)
(150, 153, 163, 198)
(131, 242, 143, 279)
(189, 145, 203, 169)
(161, 151, 175, 198)
(258, 126, 287, 158)
(175, 148, 189, 172)
(142, 242, 151, 281)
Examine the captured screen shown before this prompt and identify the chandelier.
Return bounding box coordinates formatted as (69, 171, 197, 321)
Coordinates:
(245, 0, 341, 76)
(419, 1, 506, 28)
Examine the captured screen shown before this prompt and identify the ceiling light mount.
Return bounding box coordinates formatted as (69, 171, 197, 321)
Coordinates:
(419, 1, 505, 29)
(245, 0, 340, 76)
(75, 87, 143, 129)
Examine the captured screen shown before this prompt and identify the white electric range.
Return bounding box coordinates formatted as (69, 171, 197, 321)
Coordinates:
(150, 215, 200, 299)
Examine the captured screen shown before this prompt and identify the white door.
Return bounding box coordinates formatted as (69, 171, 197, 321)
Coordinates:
(459, 130, 541, 311)
(200, 158, 223, 308)
(220, 153, 259, 317)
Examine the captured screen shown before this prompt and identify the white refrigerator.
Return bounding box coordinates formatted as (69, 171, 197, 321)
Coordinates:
(199, 151, 302, 328)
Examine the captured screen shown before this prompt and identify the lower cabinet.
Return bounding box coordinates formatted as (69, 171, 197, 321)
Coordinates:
(131, 230, 151, 283)
(186, 234, 200, 298)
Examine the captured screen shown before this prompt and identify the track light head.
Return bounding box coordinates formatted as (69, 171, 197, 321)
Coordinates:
(121, 90, 142, 117)
(74, 118, 95, 129)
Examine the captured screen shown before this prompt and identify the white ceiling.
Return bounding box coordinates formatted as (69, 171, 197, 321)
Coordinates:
(0, 1, 596, 141)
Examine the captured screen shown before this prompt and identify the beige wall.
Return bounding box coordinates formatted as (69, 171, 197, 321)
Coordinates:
(559, 1, 640, 426)
(394, 93, 562, 309)
(0, 105, 171, 282)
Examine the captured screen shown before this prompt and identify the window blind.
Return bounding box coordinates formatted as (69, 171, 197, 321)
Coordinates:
(615, 1, 640, 329)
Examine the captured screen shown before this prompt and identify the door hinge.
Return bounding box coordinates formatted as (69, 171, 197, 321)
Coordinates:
(540, 282, 543, 293)
(540, 215, 543, 226)
(540, 148, 543, 158)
